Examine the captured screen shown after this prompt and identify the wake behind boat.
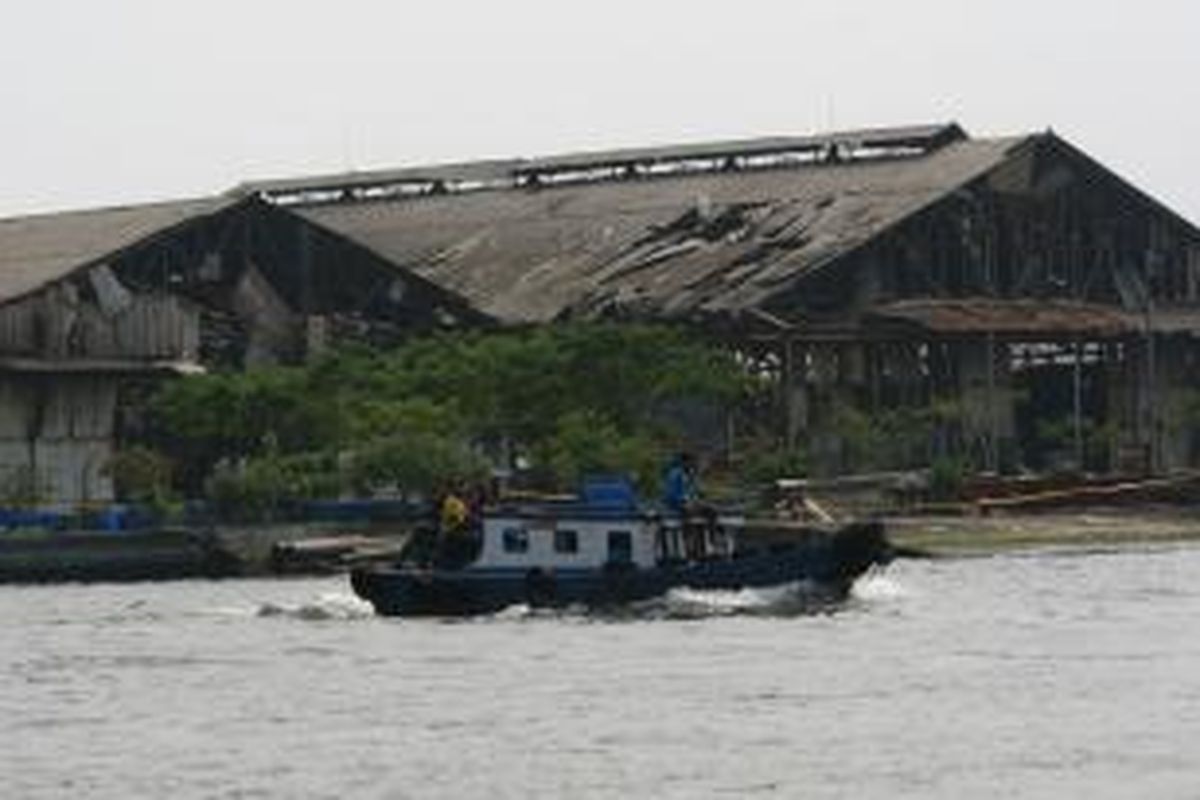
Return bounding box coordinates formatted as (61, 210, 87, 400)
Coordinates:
(350, 477, 892, 617)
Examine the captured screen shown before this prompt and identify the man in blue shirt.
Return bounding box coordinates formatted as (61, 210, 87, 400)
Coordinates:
(662, 452, 699, 513)
(663, 452, 716, 559)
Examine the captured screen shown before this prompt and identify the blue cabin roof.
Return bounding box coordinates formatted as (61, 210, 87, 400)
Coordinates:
(490, 474, 649, 522)
(579, 474, 639, 510)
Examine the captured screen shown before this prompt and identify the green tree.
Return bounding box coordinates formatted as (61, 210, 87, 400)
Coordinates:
(145, 323, 749, 505)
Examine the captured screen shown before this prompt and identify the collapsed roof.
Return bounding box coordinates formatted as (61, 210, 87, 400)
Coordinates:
(247, 124, 1029, 323)
(4, 123, 1198, 336)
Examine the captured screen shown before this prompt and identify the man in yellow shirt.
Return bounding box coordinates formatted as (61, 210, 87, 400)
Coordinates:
(436, 487, 473, 567)
(440, 491, 469, 536)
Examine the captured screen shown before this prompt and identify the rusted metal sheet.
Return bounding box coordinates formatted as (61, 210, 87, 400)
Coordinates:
(0, 375, 119, 504)
(1140, 308, 1200, 336)
(0, 380, 31, 439)
(232, 263, 299, 365)
(37, 375, 116, 439)
(113, 294, 201, 361)
(867, 299, 1136, 337)
(32, 438, 114, 504)
(0, 287, 201, 363)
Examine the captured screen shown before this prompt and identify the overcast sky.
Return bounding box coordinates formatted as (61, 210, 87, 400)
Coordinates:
(1, 0, 1196, 221)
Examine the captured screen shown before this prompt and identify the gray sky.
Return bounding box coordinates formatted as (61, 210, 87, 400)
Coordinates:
(1, 0, 1197, 221)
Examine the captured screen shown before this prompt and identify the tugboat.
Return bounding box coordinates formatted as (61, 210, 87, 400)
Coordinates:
(350, 476, 891, 617)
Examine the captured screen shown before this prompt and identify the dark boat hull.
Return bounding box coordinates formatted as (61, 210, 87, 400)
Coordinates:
(351, 521, 890, 617)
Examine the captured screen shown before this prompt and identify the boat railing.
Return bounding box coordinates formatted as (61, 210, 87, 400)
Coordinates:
(655, 511, 739, 563)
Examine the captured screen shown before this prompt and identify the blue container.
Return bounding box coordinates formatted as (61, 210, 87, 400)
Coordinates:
(4, 509, 67, 530)
(99, 505, 129, 531)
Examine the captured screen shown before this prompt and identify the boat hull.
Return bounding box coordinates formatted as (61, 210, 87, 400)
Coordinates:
(351, 521, 890, 617)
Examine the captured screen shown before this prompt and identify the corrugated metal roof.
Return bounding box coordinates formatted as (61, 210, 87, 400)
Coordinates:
(233, 124, 965, 198)
(515, 123, 965, 174)
(0, 196, 238, 304)
(293, 135, 1027, 323)
(233, 159, 523, 196)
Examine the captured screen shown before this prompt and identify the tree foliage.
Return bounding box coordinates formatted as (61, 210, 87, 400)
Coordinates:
(144, 324, 747, 512)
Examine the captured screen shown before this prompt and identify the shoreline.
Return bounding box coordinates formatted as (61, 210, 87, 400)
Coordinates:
(884, 507, 1200, 556)
(4, 507, 1200, 585)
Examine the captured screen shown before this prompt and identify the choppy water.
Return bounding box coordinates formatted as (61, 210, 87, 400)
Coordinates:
(5, 545, 1200, 799)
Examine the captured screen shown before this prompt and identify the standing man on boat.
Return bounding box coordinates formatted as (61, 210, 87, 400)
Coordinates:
(664, 452, 716, 559)
(436, 484, 474, 567)
(662, 452, 700, 514)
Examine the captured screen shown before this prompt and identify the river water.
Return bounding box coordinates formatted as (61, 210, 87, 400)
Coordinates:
(4, 544, 1200, 799)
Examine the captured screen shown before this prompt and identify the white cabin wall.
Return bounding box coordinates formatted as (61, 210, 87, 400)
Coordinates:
(478, 517, 655, 569)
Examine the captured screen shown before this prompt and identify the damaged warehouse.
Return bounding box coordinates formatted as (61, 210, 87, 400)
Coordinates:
(0, 196, 482, 505)
(0, 121, 1197, 504)
(240, 123, 1200, 478)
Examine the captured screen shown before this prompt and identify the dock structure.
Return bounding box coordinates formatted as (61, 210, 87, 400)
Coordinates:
(1, 122, 1199, 503)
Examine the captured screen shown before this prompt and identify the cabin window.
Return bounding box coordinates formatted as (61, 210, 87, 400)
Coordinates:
(503, 528, 529, 554)
(607, 530, 633, 564)
(554, 529, 579, 555)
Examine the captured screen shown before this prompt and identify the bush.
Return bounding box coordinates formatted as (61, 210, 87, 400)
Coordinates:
(738, 444, 808, 488)
(206, 450, 345, 522)
(928, 457, 966, 502)
(831, 403, 962, 473)
(145, 324, 749, 504)
(532, 411, 662, 494)
(104, 447, 175, 509)
(0, 465, 48, 508)
(351, 432, 488, 496)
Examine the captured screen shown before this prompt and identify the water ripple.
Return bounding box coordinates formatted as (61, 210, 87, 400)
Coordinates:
(3, 546, 1200, 798)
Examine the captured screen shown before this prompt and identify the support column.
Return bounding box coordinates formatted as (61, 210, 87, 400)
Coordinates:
(1073, 339, 1084, 471)
(986, 332, 997, 471)
(781, 337, 798, 450)
(298, 222, 314, 316)
(790, 343, 809, 453)
(810, 343, 839, 476)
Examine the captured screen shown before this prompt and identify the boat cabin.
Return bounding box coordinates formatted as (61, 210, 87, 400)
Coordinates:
(468, 476, 741, 572)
